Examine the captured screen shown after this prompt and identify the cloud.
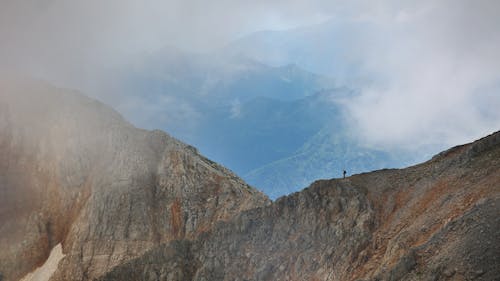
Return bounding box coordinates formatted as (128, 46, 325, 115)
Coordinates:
(0, 0, 332, 63)
(0, 0, 340, 92)
(343, 0, 500, 150)
(1, 0, 498, 151)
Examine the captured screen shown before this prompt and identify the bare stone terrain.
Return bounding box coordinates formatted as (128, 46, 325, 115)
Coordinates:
(0, 77, 498, 281)
(98, 131, 500, 281)
(0, 78, 269, 281)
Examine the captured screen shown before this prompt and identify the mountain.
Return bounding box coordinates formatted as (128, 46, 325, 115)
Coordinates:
(112, 52, 416, 198)
(96, 46, 425, 199)
(1, 77, 499, 281)
(0, 77, 269, 281)
(193, 91, 346, 175)
(107, 47, 336, 123)
(100, 131, 500, 281)
(223, 18, 374, 78)
(96, 49, 360, 189)
(245, 124, 416, 199)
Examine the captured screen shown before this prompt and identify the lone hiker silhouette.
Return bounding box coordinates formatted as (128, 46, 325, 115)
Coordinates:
(343, 170, 347, 178)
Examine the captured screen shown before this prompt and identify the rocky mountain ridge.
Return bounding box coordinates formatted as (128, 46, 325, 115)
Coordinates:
(98, 130, 500, 281)
(0, 78, 269, 281)
(1, 78, 499, 281)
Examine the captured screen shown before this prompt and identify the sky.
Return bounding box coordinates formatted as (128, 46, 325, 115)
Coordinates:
(1, 0, 499, 151)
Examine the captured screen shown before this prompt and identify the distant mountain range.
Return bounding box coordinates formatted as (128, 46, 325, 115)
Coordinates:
(245, 124, 415, 199)
(97, 44, 421, 198)
(88, 20, 434, 198)
(2, 78, 498, 281)
(222, 18, 374, 78)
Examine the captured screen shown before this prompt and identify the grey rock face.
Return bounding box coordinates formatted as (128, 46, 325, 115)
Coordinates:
(0, 78, 269, 281)
(96, 241, 199, 281)
(1, 77, 499, 281)
(99, 131, 500, 281)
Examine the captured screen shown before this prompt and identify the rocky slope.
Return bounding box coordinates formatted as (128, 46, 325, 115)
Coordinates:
(245, 123, 415, 199)
(0, 77, 269, 281)
(1, 77, 499, 281)
(98, 131, 500, 281)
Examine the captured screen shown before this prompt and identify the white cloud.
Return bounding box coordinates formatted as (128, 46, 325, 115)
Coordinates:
(0, 0, 340, 90)
(344, 0, 500, 150)
(1, 0, 498, 150)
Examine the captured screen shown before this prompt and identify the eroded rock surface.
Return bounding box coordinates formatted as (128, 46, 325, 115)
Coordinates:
(99, 131, 500, 281)
(0, 78, 269, 281)
(1, 77, 499, 281)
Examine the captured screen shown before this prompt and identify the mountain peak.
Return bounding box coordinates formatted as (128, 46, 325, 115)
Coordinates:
(1, 79, 498, 281)
(0, 79, 269, 281)
(97, 130, 500, 281)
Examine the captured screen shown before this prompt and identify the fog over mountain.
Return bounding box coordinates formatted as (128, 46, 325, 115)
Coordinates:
(1, 2, 500, 280)
(1, 0, 499, 196)
(1, 78, 498, 280)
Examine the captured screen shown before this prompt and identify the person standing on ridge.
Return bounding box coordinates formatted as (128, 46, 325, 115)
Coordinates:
(343, 170, 347, 178)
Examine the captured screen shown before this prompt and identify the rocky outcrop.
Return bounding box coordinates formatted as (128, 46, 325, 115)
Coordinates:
(0, 77, 269, 281)
(1, 77, 499, 281)
(98, 131, 500, 281)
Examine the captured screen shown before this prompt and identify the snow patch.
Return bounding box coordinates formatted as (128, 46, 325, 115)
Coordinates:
(20, 243, 65, 281)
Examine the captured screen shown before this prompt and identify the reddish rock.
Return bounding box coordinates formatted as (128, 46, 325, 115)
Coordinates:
(0, 78, 269, 281)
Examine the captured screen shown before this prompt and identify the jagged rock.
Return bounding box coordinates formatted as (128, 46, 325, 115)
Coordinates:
(99, 131, 500, 281)
(0, 78, 269, 281)
(1, 77, 499, 281)
(443, 268, 455, 277)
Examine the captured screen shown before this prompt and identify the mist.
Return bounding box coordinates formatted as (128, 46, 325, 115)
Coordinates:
(344, 0, 500, 150)
(1, 0, 499, 151)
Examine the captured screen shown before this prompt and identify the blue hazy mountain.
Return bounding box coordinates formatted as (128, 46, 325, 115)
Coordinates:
(116, 47, 335, 103)
(222, 18, 375, 79)
(193, 91, 346, 174)
(106, 48, 339, 170)
(244, 124, 415, 199)
(103, 46, 415, 198)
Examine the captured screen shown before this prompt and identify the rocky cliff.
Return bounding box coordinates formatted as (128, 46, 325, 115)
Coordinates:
(1, 77, 499, 281)
(0, 77, 269, 281)
(97, 132, 500, 281)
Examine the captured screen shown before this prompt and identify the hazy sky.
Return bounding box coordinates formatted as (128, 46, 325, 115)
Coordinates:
(1, 0, 499, 150)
